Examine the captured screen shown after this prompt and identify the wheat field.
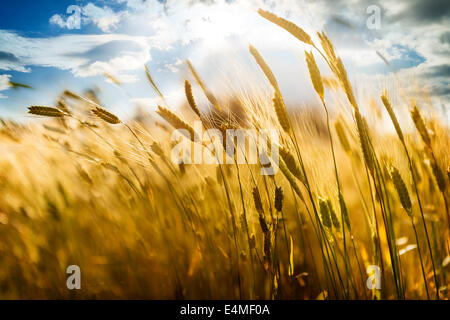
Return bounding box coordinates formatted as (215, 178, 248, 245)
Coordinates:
(0, 9, 449, 299)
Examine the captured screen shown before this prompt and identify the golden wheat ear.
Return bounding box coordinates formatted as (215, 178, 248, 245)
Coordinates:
(272, 91, 291, 134)
(184, 80, 202, 119)
(28, 106, 64, 117)
(318, 198, 332, 229)
(257, 9, 313, 45)
(389, 165, 412, 216)
(91, 107, 121, 124)
(410, 102, 431, 148)
(186, 60, 221, 111)
(274, 186, 283, 212)
(249, 44, 280, 92)
(305, 51, 324, 102)
(381, 92, 404, 143)
(144, 65, 166, 104)
(156, 105, 197, 141)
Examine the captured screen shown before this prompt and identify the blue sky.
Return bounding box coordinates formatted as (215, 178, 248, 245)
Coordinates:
(0, 0, 448, 120)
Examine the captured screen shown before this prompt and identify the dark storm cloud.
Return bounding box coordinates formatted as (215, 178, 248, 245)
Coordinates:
(405, 0, 450, 22)
(425, 64, 450, 78)
(0, 51, 19, 62)
(313, 0, 449, 26)
(440, 31, 450, 45)
(431, 85, 450, 96)
(386, 0, 450, 24)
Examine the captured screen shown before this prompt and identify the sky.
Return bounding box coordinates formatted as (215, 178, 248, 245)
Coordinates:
(0, 0, 449, 121)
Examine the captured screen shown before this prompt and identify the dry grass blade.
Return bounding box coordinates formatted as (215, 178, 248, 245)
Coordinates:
(390, 165, 412, 215)
(28, 106, 64, 118)
(258, 9, 313, 45)
(92, 107, 121, 124)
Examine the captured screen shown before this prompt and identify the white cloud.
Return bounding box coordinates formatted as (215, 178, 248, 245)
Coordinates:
(0, 74, 11, 98)
(164, 59, 183, 73)
(83, 3, 125, 32)
(0, 31, 151, 82)
(2, 0, 448, 107)
(49, 13, 80, 30)
(50, 3, 125, 32)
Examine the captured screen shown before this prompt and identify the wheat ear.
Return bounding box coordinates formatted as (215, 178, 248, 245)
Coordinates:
(258, 9, 313, 45)
(92, 107, 121, 124)
(249, 44, 280, 91)
(305, 51, 324, 102)
(381, 92, 404, 143)
(144, 65, 166, 104)
(28, 106, 64, 117)
(273, 91, 291, 134)
(390, 166, 412, 215)
(319, 198, 332, 229)
(156, 105, 196, 141)
(184, 80, 201, 119)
